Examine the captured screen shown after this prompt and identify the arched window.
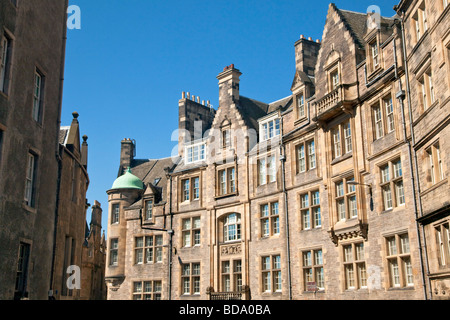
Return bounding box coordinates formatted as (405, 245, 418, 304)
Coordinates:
(223, 213, 241, 242)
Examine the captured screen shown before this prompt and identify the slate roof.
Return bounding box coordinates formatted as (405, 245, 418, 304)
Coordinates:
(333, 4, 395, 49)
(237, 95, 292, 132)
(128, 156, 180, 204)
(238, 96, 270, 131)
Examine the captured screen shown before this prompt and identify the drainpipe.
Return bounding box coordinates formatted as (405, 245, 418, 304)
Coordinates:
(395, 15, 430, 300)
(167, 170, 173, 301)
(49, 0, 69, 300)
(280, 140, 292, 300)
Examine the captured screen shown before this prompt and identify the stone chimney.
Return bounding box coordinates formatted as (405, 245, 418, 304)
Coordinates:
(217, 64, 242, 108)
(294, 36, 321, 77)
(120, 138, 135, 176)
(90, 200, 102, 231)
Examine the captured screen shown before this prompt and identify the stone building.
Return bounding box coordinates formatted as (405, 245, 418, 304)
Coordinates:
(0, 0, 69, 300)
(81, 201, 107, 300)
(394, 0, 450, 300)
(49, 112, 90, 300)
(105, 1, 449, 300)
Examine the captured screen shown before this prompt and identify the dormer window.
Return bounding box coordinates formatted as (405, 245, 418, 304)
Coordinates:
(185, 141, 206, 164)
(369, 38, 380, 72)
(144, 199, 153, 221)
(330, 68, 340, 91)
(297, 93, 305, 119)
(222, 128, 231, 149)
(221, 119, 232, 149)
(260, 116, 281, 142)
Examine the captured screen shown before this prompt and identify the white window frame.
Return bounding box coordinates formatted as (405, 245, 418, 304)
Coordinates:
(259, 115, 281, 142)
(380, 158, 405, 211)
(185, 141, 206, 164)
(24, 152, 36, 207)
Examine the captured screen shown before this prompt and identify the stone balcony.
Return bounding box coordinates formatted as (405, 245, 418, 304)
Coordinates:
(313, 83, 359, 121)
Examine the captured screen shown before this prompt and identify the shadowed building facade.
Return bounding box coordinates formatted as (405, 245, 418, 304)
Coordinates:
(0, 0, 69, 300)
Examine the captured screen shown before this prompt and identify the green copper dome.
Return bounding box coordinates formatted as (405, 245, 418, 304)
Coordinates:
(111, 168, 144, 190)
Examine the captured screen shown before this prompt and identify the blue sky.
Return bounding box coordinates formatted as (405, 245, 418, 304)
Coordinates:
(62, 0, 398, 230)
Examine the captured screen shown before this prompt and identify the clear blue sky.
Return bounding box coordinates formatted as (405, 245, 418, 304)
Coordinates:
(62, 0, 398, 230)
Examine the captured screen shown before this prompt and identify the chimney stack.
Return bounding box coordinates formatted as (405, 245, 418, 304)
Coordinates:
(217, 64, 242, 108)
(294, 36, 321, 77)
(120, 138, 135, 176)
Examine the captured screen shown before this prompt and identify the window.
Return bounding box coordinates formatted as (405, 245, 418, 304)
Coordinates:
(427, 142, 444, 185)
(335, 177, 357, 221)
(181, 262, 201, 295)
(133, 281, 162, 300)
(342, 242, 367, 290)
(331, 120, 352, 160)
(182, 217, 201, 247)
(24, 152, 37, 208)
(134, 235, 163, 264)
(111, 204, 120, 224)
(302, 249, 324, 291)
(296, 140, 316, 173)
(109, 239, 119, 266)
(330, 68, 340, 91)
(297, 93, 305, 119)
(218, 167, 236, 196)
(385, 96, 395, 133)
(181, 176, 201, 202)
(144, 199, 153, 221)
(369, 38, 380, 71)
(224, 213, 241, 242)
(222, 128, 231, 149)
(15, 242, 30, 300)
(300, 190, 321, 230)
(185, 142, 206, 164)
(32, 69, 44, 123)
(412, 3, 428, 43)
(221, 260, 243, 292)
(380, 158, 405, 210)
(261, 255, 282, 293)
(258, 154, 277, 185)
(182, 179, 190, 202)
(419, 69, 435, 111)
(332, 127, 341, 159)
(385, 233, 414, 287)
(435, 222, 450, 267)
(0, 33, 12, 94)
(372, 95, 395, 140)
(260, 117, 281, 141)
(193, 177, 200, 200)
(260, 202, 280, 237)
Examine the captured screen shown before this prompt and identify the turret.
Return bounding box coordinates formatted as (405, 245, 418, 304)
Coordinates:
(105, 168, 144, 289)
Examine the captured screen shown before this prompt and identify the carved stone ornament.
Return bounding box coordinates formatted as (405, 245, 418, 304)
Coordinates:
(328, 220, 368, 246)
(221, 243, 242, 256)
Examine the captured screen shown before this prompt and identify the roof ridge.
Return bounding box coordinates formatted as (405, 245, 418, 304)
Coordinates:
(269, 95, 292, 105)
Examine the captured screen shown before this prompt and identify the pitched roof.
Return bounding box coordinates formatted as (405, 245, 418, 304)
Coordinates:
(129, 156, 179, 202)
(238, 96, 269, 131)
(331, 4, 395, 49)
